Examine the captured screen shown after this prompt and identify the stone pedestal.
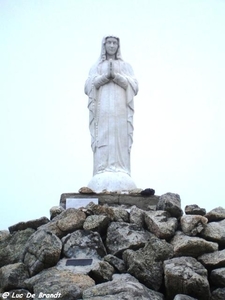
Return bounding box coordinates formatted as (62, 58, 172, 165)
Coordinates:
(60, 193, 159, 211)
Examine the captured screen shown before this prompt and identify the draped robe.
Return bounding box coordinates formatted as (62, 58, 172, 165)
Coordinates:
(84, 38, 138, 178)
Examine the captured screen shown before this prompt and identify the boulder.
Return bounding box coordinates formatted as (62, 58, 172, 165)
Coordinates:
(198, 249, 225, 269)
(144, 210, 178, 240)
(106, 222, 152, 256)
(205, 207, 225, 222)
(62, 229, 106, 259)
(110, 206, 129, 222)
(24, 267, 95, 299)
(50, 205, 65, 220)
(170, 231, 218, 257)
(185, 204, 206, 216)
(38, 208, 86, 238)
(86, 203, 115, 220)
(23, 229, 62, 276)
(0, 228, 35, 267)
(180, 215, 208, 236)
(103, 254, 126, 273)
(210, 288, 225, 300)
(0, 263, 29, 291)
(163, 256, 210, 300)
(210, 267, 225, 287)
(89, 261, 115, 283)
(82, 273, 164, 300)
(130, 206, 145, 228)
(123, 235, 173, 290)
(157, 192, 183, 218)
(8, 217, 49, 233)
(200, 219, 225, 247)
(83, 215, 110, 234)
(0, 230, 10, 241)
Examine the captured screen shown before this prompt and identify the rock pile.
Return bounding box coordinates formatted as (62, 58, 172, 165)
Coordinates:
(0, 192, 225, 299)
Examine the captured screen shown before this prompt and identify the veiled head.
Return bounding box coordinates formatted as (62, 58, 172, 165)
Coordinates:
(100, 35, 122, 61)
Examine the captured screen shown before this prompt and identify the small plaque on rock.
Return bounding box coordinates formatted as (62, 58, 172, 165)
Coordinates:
(66, 198, 98, 209)
(66, 259, 93, 266)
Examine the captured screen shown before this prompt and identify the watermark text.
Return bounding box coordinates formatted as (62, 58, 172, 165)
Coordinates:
(1, 292, 61, 299)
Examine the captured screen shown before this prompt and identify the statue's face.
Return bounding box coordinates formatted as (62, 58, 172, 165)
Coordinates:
(105, 37, 119, 56)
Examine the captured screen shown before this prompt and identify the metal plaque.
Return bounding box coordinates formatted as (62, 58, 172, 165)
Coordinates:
(66, 259, 93, 266)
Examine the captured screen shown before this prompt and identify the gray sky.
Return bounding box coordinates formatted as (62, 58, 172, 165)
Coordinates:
(1, 0, 225, 230)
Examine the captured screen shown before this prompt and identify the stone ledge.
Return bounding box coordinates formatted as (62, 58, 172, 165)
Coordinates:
(60, 193, 159, 211)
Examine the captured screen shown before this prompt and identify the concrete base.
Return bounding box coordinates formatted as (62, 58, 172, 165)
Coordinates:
(60, 193, 159, 211)
(87, 171, 136, 193)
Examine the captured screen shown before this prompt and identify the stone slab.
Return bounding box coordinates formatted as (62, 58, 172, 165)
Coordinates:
(60, 193, 159, 211)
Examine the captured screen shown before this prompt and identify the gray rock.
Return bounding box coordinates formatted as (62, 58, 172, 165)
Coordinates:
(23, 229, 62, 276)
(79, 186, 95, 194)
(210, 268, 225, 287)
(89, 261, 115, 283)
(0, 228, 35, 267)
(38, 208, 86, 238)
(185, 204, 206, 216)
(82, 273, 165, 300)
(106, 222, 152, 256)
(0, 263, 29, 291)
(62, 229, 106, 259)
(180, 215, 208, 236)
(157, 192, 183, 218)
(210, 288, 225, 300)
(144, 210, 178, 240)
(129, 188, 142, 194)
(0, 230, 9, 241)
(205, 206, 225, 222)
(200, 219, 225, 247)
(111, 206, 129, 222)
(198, 249, 225, 269)
(85, 201, 100, 209)
(173, 295, 197, 300)
(130, 206, 145, 228)
(86, 203, 115, 220)
(8, 216, 49, 233)
(50, 205, 65, 220)
(103, 254, 126, 273)
(170, 231, 218, 257)
(163, 256, 210, 300)
(123, 235, 173, 291)
(24, 267, 95, 299)
(83, 215, 110, 234)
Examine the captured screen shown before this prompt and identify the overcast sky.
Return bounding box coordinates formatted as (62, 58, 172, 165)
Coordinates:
(1, 0, 225, 230)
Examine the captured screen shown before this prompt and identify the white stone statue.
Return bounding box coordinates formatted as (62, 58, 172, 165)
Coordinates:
(84, 35, 138, 193)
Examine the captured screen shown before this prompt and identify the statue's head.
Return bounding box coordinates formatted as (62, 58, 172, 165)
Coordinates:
(100, 35, 122, 61)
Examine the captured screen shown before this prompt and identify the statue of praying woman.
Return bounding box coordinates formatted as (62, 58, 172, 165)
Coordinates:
(84, 35, 138, 192)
